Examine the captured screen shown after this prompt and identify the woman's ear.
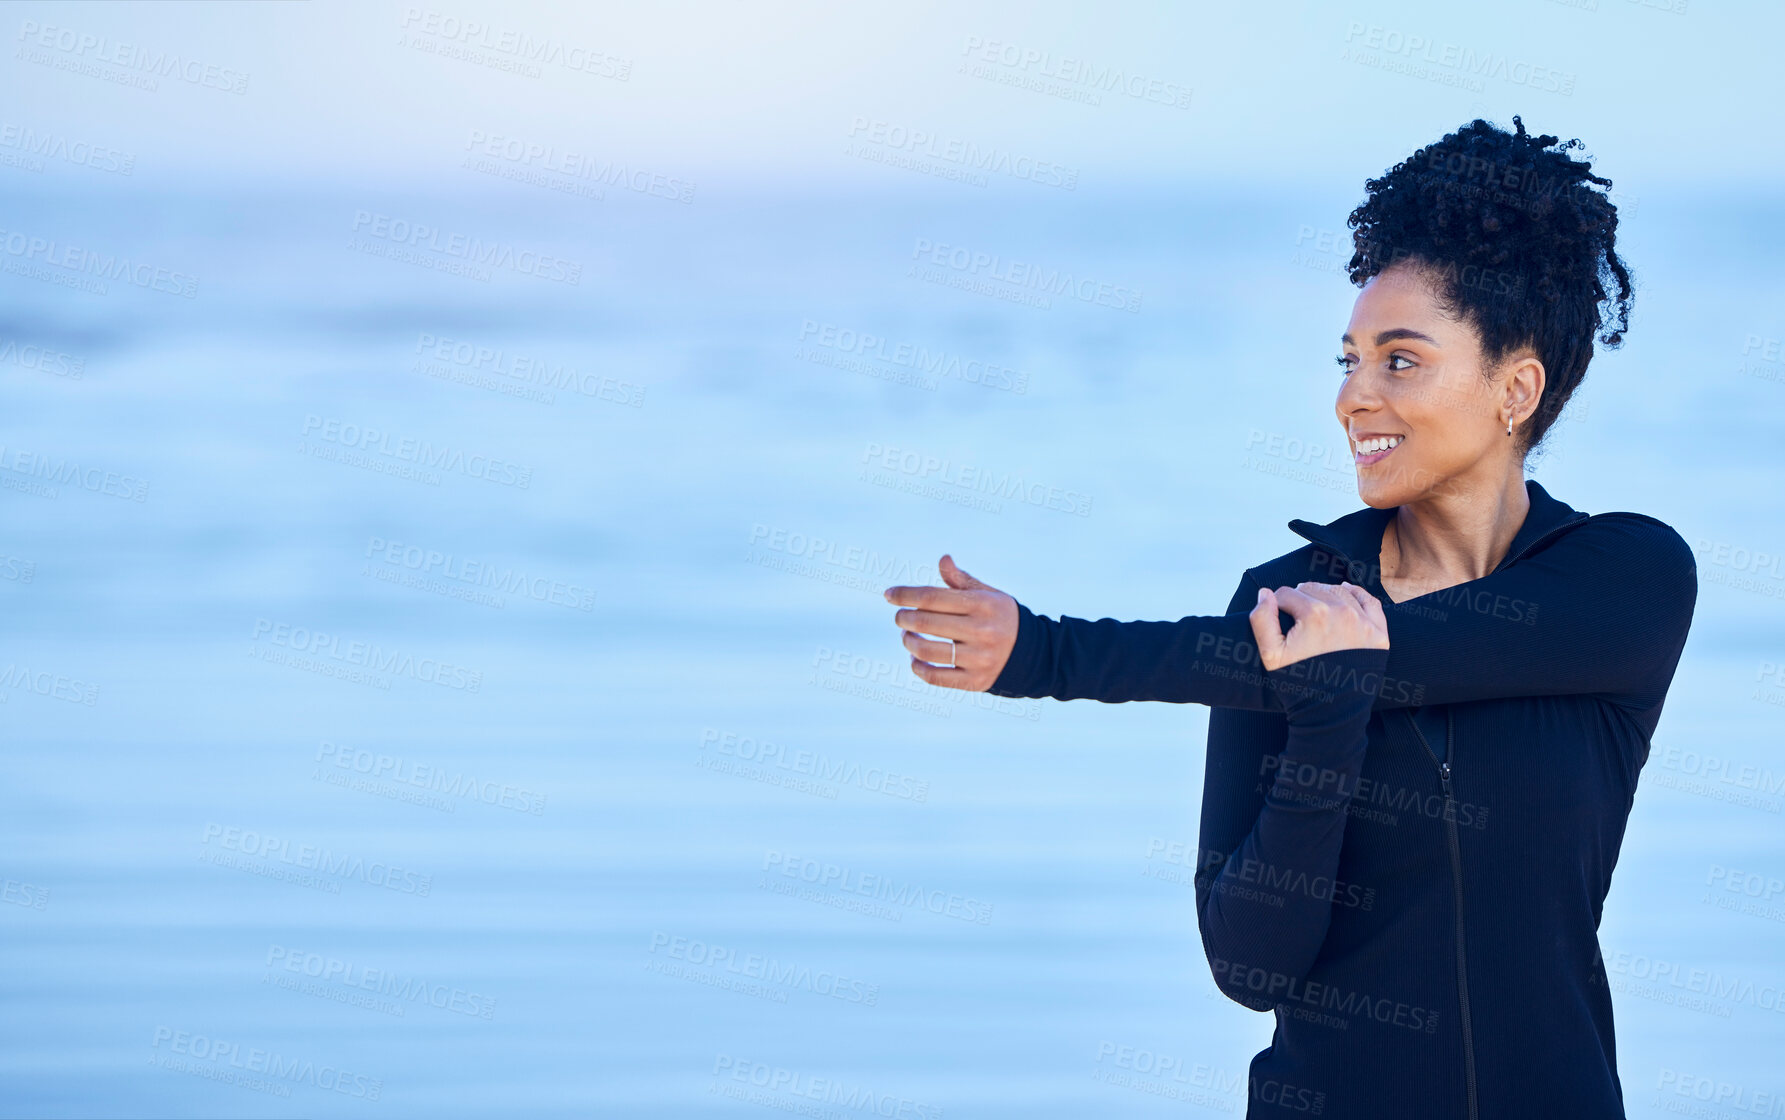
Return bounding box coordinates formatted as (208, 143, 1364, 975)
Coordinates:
(1502, 351, 1545, 428)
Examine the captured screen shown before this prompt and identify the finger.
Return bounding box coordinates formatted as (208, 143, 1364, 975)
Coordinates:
(893, 607, 973, 640)
(1270, 585, 1331, 620)
(1321, 581, 1388, 643)
(909, 656, 975, 690)
(940, 553, 994, 593)
(1348, 584, 1390, 636)
(901, 630, 961, 665)
(884, 584, 975, 613)
(1322, 581, 1388, 630)
(1294, 582, 1388, 650)
(1331, 580, 1374, 614)
(1249, 587, 1286, 667)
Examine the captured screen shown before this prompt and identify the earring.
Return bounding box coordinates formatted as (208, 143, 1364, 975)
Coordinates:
(1506, 417, 1513, 436)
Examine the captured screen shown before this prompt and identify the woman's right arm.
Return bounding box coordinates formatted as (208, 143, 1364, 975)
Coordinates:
(986, 514, 1697, 714)
(990, 601, 1275, 709)
(887, 558, 1376, 712)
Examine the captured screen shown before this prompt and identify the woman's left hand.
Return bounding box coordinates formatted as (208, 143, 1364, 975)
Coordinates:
(1250, 581, 1390, 671)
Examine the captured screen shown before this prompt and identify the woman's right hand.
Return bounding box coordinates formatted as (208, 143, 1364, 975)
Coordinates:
(1249, 581, 1389, 671)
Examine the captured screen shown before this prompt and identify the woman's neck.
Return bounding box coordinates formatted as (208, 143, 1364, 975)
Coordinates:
(1381, 473, 1531, 598)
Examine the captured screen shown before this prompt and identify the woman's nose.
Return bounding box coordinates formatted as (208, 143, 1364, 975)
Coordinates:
(1336, 368, 1377, 417)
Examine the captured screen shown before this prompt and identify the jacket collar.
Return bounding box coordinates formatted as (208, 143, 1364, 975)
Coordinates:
(1285, 478, 1588, 577)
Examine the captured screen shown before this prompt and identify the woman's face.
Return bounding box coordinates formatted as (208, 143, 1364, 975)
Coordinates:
(1335, 260, 1541, 509)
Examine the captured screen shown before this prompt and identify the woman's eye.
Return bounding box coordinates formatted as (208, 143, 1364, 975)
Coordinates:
(1388, 354, 1415, 371)
(1334, 355, 1354, 376)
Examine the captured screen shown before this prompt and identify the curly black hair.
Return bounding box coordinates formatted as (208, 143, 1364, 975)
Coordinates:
(1344, 115, 1634, 456)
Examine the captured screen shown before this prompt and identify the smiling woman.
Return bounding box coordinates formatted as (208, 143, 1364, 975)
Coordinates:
(1335, 115, 1635, 604)
(883, 116, 1696, 1120)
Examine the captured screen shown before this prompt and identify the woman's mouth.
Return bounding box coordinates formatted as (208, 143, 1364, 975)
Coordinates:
(1352, 433, 1404, 467)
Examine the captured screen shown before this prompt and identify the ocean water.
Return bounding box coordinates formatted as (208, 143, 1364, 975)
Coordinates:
(3, 172, 1784, 1120)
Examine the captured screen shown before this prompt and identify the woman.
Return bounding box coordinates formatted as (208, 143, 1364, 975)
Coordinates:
(882, 117, 1697, 1119)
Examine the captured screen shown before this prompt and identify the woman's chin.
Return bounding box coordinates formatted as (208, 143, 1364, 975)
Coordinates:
(1352, 478, 1406, 508)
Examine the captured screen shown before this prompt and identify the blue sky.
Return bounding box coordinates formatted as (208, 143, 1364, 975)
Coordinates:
(4, 0, 1776, 194)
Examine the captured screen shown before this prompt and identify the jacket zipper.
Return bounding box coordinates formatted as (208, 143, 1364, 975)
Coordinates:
(1404, 707, 1479, 1120)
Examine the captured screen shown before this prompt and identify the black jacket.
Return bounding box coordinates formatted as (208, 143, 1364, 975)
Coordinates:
(986, 479, 1698, 1119)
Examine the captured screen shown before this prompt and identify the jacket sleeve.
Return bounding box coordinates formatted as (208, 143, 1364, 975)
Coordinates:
(984, 600, 1272, 709)
(1373, 514, 1697, 712)
(987, 514, 1697, 714)
(1194, 576, 1387, 1011)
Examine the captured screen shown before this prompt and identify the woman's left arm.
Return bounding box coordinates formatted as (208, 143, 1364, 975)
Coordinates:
(1368, 514, 1697, 712)
(1196, 640, 1388, 1010)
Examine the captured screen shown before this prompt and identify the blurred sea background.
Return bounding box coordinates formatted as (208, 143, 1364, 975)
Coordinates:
(3, 1, 1783, 1116)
